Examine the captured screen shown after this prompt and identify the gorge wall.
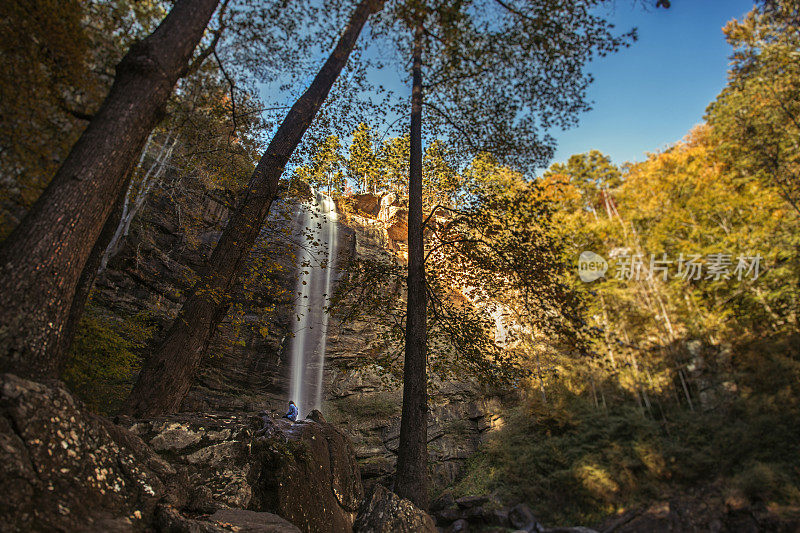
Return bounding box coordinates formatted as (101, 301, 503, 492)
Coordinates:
(89, 187, 505, 495)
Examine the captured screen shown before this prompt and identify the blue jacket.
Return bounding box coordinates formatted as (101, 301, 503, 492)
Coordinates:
(286, 403, 298, 421)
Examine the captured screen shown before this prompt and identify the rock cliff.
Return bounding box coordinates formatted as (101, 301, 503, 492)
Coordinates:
(90, 189, 505, 497)
(323, 194, 507, 492)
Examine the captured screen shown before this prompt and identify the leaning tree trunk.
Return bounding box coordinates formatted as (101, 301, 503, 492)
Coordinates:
(394, 16, 429, 511)
(0, 0, 220, 379)
(125, 0, 384, 418)
(56, 169, 135, 362)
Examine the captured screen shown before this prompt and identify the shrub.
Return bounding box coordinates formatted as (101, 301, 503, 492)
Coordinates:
(62, 304, 154, 415)
(325, 391, 402, 422)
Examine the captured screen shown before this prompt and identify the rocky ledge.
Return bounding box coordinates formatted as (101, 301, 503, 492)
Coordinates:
(431, 493, 599, 533)
(0, 373, 437, 532)
(124, 410, 364, 532)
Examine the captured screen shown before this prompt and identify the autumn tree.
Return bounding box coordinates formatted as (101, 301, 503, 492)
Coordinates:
(706, 0, 800, 215)
(544, 150, 622, 213)
(0, 0, 172, 234)
(541, 123, 799, 420)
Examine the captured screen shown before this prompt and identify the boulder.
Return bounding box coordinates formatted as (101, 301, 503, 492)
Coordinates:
(431, 491, 456, 512)
(306, 409, 326, 423)
(456, 495, 489, 509)
(128, 413, 255, 510)
(448, 518, 470, 532)
(542, 526, 598, 533)
(382, 206, 408, 241)
(508, 503, 543, 532)
(491, 508, 511, 527)
(466, 505, 488, 522)
(353, 194, 381, 216)
(380, 193, 400, 210)
(207, 509, 301, 532)
(250, 419, 364, 533)
(376, 194, 407, 241)
(0, 373, 177, 531)
(353, 484, 437, 533)
(434, 508, 464, 526)
(155, 505, 301, 532)
(377, 193, 402, 223)
(132, 414, 364, 533)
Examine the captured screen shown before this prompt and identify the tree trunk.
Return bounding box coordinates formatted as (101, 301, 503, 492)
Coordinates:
(0, 0, 220, 378)
(56, 169, 136, 365)
(394, 16, 429, 511)
(125, 0, 383, 418)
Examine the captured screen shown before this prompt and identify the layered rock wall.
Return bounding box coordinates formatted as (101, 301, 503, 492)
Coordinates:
(94, 189, 504, 496)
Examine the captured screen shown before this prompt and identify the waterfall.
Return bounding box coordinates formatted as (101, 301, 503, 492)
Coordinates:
(493, 308, 507, 346)
(288, 190, 338, 418)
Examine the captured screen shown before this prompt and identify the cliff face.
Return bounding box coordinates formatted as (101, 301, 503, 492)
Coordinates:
(91, 189, 502, 495)
(320, 196, 506, 492)
(93, 190, 303, 415)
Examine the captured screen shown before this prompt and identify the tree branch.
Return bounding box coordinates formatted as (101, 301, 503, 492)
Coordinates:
(423, 101, 479, 152)
(214, 49, 238, 139)
(185, 0, 231, 75)
(422, 203, 470, 229)
(492, 0, 536, 22)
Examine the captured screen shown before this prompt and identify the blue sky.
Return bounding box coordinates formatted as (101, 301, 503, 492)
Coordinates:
(550, 0, 755, 167)
(259, 1, 756, 172)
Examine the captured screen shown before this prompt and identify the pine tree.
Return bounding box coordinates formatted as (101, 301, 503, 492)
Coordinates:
(347, 123, 381, 193)
(384, 0, 635, 507)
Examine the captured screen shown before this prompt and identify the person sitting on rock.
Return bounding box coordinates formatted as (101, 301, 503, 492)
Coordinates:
(283, 401, 298, 422)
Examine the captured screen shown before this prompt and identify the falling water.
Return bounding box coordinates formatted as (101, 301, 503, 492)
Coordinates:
(288, 189, 338, 418)
(493, 308, 507, 346)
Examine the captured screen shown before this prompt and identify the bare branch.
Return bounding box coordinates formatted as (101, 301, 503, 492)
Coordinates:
(423, 100, 479, 152)
(214, 49, 238, 140)
(492, 0, 536, 22)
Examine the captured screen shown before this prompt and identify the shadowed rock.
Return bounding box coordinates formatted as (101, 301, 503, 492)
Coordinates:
(155, 505, 301, 532)
(0, 373, 369, 532)
(353, 484, 437, 533)
(508, 503, 543, 532)
(130, 414, 364, 533)
(0, 373, 173, 530)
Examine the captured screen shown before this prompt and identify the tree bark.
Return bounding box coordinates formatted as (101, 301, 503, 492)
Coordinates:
(125, 0, 383, 418)
(56, 169, 135, 365)
(0, 0, 220, 378)
(394, 16, 429, 510)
